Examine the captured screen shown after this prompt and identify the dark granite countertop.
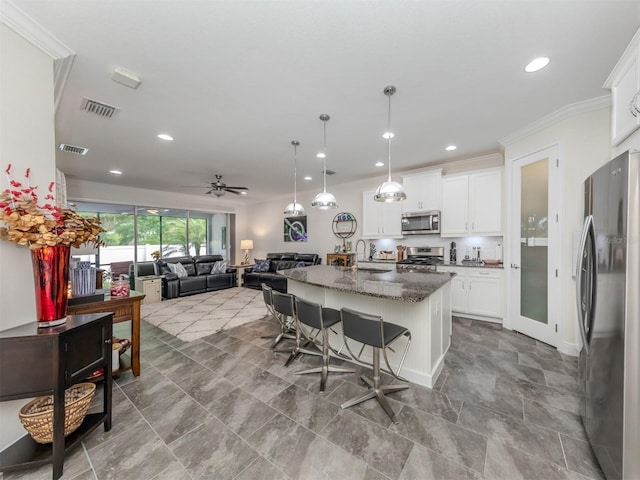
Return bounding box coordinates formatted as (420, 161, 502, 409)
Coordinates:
(278, 265, 455, 303)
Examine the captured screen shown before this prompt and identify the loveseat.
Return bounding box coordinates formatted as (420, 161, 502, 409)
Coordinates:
(155, 255, 236, 299)
(242, 253, 321, 293)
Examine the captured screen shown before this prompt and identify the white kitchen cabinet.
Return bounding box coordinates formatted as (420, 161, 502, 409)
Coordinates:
(441, 168, 502, 236)
(437, 266, 503, 321)
(604, 30, 640, 146)
(362, 189, 403, 238)
(401, 169, 442, 213)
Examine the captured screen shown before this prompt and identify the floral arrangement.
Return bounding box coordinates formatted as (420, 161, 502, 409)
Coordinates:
(150, 250, 161, 260)
(0, 165, 104, 250)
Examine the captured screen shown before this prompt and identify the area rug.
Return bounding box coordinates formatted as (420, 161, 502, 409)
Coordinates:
(140, 288, 269, 342)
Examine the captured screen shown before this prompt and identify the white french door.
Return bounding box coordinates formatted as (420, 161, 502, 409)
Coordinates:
(509, 145, 560, 346)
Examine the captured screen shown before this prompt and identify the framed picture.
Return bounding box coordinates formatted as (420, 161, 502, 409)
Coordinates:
(284, 216, 307, 242)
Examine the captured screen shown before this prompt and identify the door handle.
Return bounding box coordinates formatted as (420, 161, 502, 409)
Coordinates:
(576, 215, 595, 353)
(510, 264, 520, 269)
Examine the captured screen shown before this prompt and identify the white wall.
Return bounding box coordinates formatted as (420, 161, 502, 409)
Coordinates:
(0, 23, 56, 450)
(503, 107, 611, 355)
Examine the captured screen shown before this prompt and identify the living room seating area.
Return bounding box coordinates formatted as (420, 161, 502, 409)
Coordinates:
(242, 253, 321, 292)
(156, 255, 237, 299)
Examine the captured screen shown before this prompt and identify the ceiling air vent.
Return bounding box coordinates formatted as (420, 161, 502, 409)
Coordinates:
(81, 97, 119, 118)
(59, 144, 88, 155)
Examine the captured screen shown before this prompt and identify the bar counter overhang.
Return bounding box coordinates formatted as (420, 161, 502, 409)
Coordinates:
(278, 265, 455, 388)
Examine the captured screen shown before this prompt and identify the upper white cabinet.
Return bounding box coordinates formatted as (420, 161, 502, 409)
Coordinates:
(362, 189, 403, 239)
(401, 169, 442, 213)
(441, 168, 503, 237)
(604, 29, 640, 146)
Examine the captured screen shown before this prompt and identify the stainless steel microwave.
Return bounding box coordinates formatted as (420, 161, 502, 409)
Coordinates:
(401, 210, 440, 235)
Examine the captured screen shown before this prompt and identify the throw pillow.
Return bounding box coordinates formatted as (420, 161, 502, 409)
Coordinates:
(168, 262, 188, 278)
(210, 260, 228, 274)
(253, 259, 270, 272)
(294, 261, 306, 268)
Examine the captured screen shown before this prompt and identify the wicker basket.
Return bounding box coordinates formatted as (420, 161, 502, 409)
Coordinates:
(18, 382, 96, 444)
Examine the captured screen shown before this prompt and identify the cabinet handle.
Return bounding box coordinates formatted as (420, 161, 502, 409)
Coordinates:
(105, 338, 112, 344)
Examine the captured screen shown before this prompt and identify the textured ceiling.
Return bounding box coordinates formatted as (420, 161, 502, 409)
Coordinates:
(9, 0, 640, 205)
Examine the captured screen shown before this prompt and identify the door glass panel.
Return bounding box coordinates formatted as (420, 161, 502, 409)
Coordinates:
(520, 159, 548, 324)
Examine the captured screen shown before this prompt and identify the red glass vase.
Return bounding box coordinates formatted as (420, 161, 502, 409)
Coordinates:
(31, 245, 70, 328)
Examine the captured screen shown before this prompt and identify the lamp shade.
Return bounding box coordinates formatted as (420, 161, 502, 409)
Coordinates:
(311, 191, 338, 210)
(240, 239, 254, 250)
(374, 178, 407, 202)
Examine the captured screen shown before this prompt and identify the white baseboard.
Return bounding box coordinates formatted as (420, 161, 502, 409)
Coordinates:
(559, 340, 580, 357)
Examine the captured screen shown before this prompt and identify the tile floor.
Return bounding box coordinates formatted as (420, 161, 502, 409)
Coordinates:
(3, 315, 604, 480)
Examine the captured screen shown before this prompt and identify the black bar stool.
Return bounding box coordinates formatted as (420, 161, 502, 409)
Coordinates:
(339, 307, 411, 424)
(294, 297, 355, 393)
(271, 291, 320, 366)
(261, 284, 295, 349)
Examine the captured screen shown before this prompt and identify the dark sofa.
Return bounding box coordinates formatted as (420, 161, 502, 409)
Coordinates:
(155, 255, 236, 299)
(242, 253, 321, 293)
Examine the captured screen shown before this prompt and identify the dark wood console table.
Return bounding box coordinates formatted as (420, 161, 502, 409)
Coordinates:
(67, 291, 145, 376)
(0, 313, 113, 480)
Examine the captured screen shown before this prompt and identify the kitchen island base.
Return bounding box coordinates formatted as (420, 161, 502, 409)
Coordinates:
(287, 279, 451, 388)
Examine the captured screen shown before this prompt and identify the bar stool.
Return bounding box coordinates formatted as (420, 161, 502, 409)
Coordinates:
(294, 297, 355, 393)
(261, 284, 295, 349)
(271, 291, 320, 366)
(339, 307, 411, 424)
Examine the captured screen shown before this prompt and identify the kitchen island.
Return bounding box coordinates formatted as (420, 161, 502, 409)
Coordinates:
(278, 265, 454, 388)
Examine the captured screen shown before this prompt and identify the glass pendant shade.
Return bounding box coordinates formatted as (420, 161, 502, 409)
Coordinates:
(312, 114, 337, 210)
(284, 201, 306, 216)
(374, 178, 407, 202)
(374, 85, 406, 203)
(311, 191, 337, 209)
(284, 140, 306, 217)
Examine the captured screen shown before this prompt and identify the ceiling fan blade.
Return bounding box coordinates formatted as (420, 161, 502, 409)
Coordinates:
(205, 190, 213, 195)
(181, 185, 211, 188)
(224, 186, 248, 190)
(225, 189, 242, 195)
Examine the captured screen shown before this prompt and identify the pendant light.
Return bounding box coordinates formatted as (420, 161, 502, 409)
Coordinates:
(284, 140, 305, 217)
(374, 85, 406, 202)
(311, 114, 338, 209)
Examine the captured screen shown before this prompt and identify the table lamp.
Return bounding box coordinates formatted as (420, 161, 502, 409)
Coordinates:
(240, 239, 253, 265)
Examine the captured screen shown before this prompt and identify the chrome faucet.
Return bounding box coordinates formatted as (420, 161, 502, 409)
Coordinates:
(354, 239, 366, 267)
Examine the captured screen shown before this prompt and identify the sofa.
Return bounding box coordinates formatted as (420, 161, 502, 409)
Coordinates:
(242, 253, 321, 293)
(155, 255, 236, 299)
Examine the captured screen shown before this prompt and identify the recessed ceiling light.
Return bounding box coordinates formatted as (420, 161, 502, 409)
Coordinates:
(304, 176, 312, 181)
(375, 161, 385, 167)
(157, 134, 174, 141)
(240, 191, 247, 195)
(525, 57, 550, 73)
(445, 145, 457, 151)
(109, 170, 122, 175)
(316, 152, 326, 159)
(382, 132, 395, 139)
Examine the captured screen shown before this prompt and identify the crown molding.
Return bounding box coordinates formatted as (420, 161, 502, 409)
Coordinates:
(0, 0, 74, 60)
(499, 96, 611, 147)
(1, 1, 76, 111)
(603, 27, 640, 88)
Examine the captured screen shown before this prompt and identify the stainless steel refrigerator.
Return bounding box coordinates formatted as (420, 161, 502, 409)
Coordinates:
(576, 150, 639, 480)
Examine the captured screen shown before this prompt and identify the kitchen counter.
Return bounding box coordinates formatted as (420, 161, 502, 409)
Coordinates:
(280, 265, 453, 388)
(278, 265, 454, 302)
(440, 261, 504, 269)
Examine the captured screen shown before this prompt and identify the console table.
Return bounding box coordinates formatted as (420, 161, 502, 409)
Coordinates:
(67, 291, 145, 376)
(327, 253, 355, 267)
(0, 313, 113, 480)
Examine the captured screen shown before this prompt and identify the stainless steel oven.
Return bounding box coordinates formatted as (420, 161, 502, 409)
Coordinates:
(401, 211, 440, 235)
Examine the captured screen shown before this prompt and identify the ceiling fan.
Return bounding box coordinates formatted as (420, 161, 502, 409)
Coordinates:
(183, 175, 248, 197)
